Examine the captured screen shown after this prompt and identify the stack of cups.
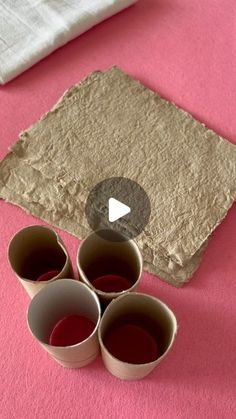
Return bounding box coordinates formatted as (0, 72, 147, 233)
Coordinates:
(8, 225, 177, 380)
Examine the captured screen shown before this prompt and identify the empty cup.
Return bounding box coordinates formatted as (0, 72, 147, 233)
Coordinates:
(8, 225, 73, 298)
(77, 230, 142, 304)
(98, 292, 177, 380)
(27, 279, 101, 368)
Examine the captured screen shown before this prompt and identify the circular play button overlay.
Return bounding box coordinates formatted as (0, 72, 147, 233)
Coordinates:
(85, 177, 151, 241)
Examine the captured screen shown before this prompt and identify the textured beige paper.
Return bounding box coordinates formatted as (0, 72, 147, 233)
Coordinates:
(1, 67, 236, 286)
(0, 152, 207, 286)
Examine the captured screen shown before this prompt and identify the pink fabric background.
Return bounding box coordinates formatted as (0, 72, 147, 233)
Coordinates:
(0, 0, 236, 418)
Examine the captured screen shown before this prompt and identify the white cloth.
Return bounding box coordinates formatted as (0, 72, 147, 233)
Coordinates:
(0, 0, 136, 84)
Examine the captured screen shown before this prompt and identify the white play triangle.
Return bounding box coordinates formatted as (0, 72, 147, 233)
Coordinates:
(108, 197, 131, 223)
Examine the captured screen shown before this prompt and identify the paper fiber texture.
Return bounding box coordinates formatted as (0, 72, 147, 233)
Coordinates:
(0, 152, 208, 286)
(0, 0, 137, 84)
(1, 67, 236, 286)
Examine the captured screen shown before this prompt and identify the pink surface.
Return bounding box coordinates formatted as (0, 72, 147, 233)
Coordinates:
(0, 0, 236, 418)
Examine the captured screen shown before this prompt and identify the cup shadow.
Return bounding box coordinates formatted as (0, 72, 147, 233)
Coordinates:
(135, 283, 236, 392)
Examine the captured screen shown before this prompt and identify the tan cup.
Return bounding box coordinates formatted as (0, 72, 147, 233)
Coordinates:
(98, 292, 177, 380)
(77, 230, 143, 304)
(27, 279, 101, 368)
(8, 225, 73, 298)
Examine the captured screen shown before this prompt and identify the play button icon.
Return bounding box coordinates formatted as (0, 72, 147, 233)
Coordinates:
(85, 177, 151, 241)
(108, 198, 131, 223)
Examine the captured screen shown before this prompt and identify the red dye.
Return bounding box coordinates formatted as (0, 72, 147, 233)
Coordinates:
(104, 323, 158, 364)
(92, 274, 131, 293)
(36, 270, 60, 282)
(49, 314, 95, 347)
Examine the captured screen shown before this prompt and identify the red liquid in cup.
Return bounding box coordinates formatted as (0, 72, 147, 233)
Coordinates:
(92, 274, 131, 293)
(49, 314, 95, 346)
(104, 323, 158, 364)
(36, 270, 60, 282)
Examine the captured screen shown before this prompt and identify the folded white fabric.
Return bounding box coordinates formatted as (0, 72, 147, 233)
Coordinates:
(0, 0, 136, 84)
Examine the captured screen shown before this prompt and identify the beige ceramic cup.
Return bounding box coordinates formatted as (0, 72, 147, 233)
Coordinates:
(27, 279, 101, 368)
(77, 230, 143, 304)
(8, 225, 73, 298)
(98, 292, 177, 380)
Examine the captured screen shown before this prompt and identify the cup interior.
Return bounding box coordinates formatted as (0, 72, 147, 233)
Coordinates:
(27, 279, 100, 346)
(77, 231, 142, 290)
(8, 226, 67, 281)
(99, 293, 177, 364)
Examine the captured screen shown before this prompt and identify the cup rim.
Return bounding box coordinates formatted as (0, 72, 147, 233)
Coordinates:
(77, 230, 143, 298)
(98, 292, 177, 366)
(27, 278, 101, 349)
(8, 224, 70, 284)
